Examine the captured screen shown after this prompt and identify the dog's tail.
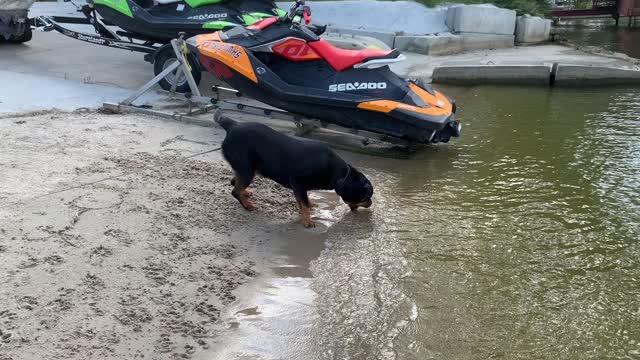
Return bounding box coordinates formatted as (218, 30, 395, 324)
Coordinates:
(214, 109, 237, 131)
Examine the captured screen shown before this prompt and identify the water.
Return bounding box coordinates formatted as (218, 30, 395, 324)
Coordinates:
(557, 19, 640, 59)
(312, 85, 640, 359)
(211, 85, 640, 360)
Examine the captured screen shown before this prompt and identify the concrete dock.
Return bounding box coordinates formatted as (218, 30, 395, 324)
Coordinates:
(398, 45, 640, 86)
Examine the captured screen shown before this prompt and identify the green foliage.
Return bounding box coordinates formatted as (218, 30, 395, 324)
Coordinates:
(571, 0, 593, 9)
(415, 0, 551, 17)
(495, 0, 550, 16)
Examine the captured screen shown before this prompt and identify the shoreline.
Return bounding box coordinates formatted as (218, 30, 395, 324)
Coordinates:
(0, 108, 411, 360)
(0, 110, 340, 359)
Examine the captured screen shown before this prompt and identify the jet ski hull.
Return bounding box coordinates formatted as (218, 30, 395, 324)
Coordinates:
(92, 0, 279, 43)
(194, 34, 460, 144)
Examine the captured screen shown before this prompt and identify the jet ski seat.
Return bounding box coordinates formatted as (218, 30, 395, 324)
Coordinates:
(308, 40, 404, 72)
(132, 0, 154, 8)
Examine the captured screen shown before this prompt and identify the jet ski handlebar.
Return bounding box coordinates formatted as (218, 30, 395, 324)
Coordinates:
(284, 0, 307, 24)
(279, 0, 323, 35)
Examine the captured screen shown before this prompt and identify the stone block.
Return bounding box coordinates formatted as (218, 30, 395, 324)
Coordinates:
(554, 65, 640, 86)
(394, 34, 463, 55)
(432, 65, 551, 85)
(461, 33, 514, 51)
(447, 5, 516, 35)
(515, 15, 552, 43)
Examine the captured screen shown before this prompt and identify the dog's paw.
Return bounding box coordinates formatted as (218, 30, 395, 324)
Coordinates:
(303, 220, 316, 228)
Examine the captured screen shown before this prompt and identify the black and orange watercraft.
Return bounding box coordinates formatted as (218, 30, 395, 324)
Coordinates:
(187, 0, 461, 144)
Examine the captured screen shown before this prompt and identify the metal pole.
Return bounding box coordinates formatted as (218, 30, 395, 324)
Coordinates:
(170, 67, 183, 94)
(118, 37, 202, 106)
(120, 60, 180, 106)
(170, 39, 201, 97)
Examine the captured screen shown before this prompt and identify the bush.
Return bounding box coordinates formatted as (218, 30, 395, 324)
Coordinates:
(416, 0, 551, 17)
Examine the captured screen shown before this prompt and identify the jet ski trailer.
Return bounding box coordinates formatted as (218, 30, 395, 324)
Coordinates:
(34, 15, 203, 92)
(101, 36, 459, 151)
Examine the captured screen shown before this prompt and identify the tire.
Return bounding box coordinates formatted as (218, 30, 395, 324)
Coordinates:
(8, 23, 32, 44)
(153, 48, 202, 94)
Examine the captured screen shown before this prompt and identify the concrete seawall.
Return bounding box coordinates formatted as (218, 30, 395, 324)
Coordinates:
(34, 1, 551, 57)
(26, 2, 640, 88)
(432, 64, 640, 86)
(554, 65, 640, 86)
(391, 45, 640, 88)
(432, 65, 552, 85)
(294, 1, 520, 55)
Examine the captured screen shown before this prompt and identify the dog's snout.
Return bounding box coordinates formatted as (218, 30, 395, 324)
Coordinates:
(347, 199, 373, 211)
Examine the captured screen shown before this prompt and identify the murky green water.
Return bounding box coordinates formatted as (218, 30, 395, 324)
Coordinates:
(310, 86, 640, 359)
(557, 19, 640, 58)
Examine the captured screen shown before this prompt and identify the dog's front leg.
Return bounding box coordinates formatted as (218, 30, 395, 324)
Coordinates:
(290, 178, 315, 228)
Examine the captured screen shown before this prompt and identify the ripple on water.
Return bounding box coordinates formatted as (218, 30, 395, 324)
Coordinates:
(357, 86, 640, 359)
(310, 174, 419, 360)
(218, 87, 640, 360)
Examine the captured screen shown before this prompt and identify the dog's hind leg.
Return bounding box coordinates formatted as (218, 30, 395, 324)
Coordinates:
(290, 178, 315, 228)
(231, 167, 256, 211)
(230, 176, 252, 196)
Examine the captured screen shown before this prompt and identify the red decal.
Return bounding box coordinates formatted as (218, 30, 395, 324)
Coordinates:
(271, 38, 321, 62)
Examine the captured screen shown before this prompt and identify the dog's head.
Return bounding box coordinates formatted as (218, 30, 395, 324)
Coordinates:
(335, 166, 374, 211)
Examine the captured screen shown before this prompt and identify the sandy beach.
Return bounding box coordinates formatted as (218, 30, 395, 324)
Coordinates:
(0, 110, 307, 360)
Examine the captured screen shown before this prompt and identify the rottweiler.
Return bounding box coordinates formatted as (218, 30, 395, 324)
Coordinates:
(214, 112, 374, 228)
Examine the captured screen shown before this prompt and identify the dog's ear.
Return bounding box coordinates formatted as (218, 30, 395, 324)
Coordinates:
(336, 170, 373, 203)
(362, 177, 374, 199)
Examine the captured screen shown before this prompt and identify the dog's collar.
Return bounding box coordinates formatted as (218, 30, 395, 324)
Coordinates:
(335, 165, 351, 190)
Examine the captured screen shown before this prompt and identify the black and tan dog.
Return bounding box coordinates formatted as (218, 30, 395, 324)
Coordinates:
(215, 112, 373, 228)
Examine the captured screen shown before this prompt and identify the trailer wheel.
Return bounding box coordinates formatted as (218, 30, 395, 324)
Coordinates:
(8, 23, 32, 44)
(153, 49, 201, 94)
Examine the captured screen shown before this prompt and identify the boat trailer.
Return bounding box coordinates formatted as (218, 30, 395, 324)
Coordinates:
(32, 15, 419, 151)
(100, 36, 417, 151)
(34, 15, 201, 91)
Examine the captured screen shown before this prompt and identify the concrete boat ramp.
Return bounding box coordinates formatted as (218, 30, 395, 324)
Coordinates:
(2, 29, 639, 116)
(2, 1, 640, 113)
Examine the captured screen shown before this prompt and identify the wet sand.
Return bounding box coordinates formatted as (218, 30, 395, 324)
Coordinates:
(0, 111, 309, 359)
